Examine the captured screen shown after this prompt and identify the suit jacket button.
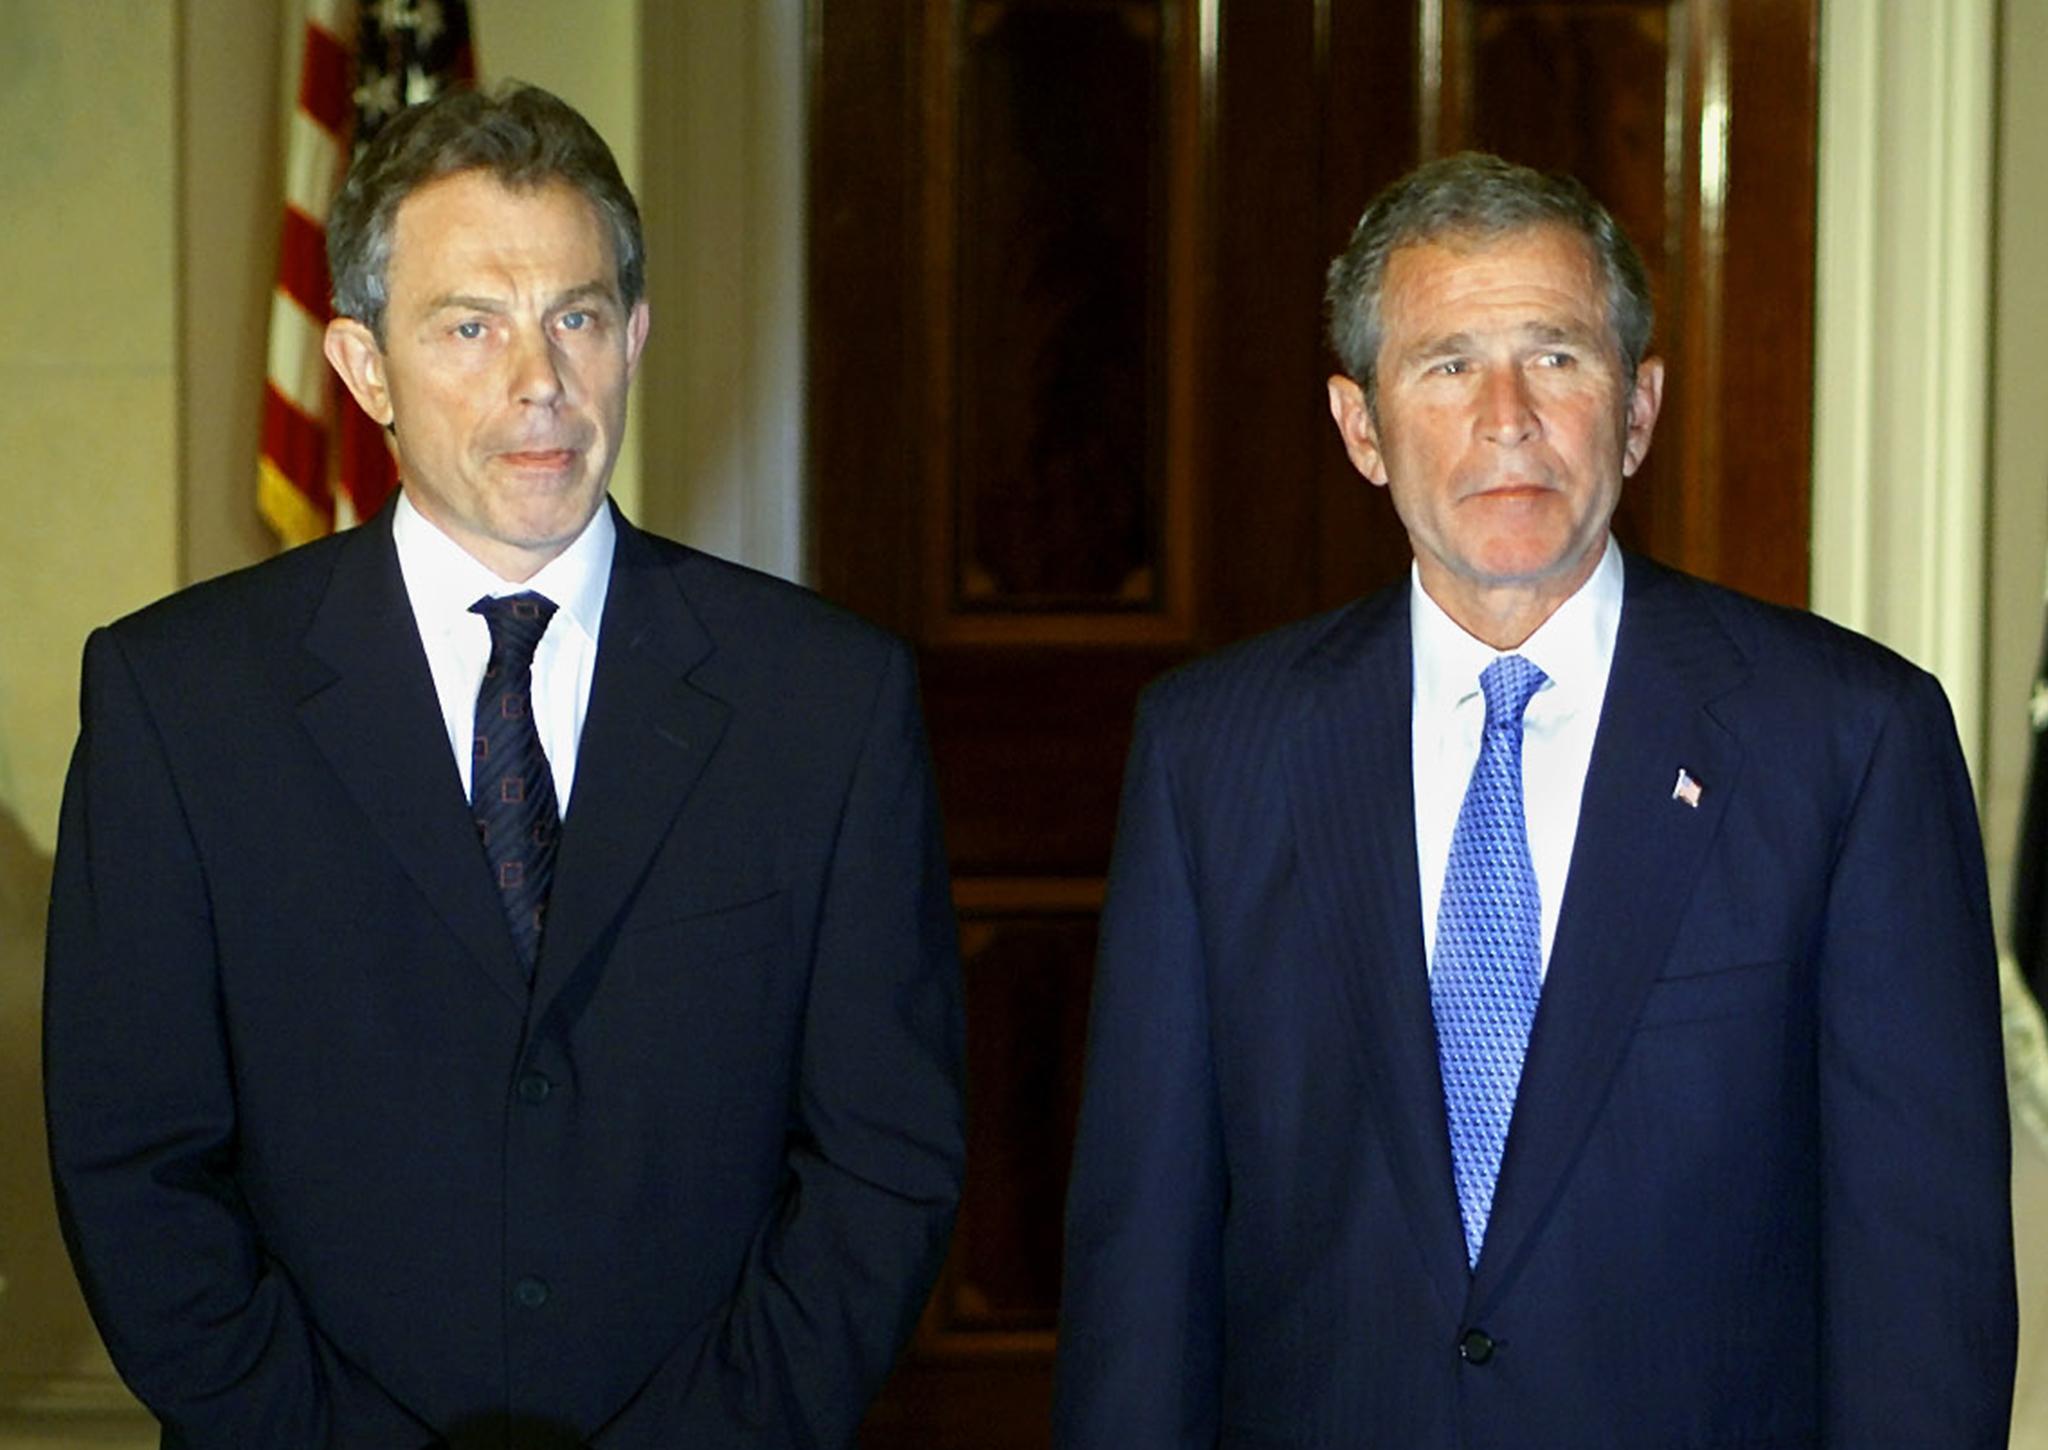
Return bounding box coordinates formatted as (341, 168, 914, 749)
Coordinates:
(1459, 1328, 1495, 1365)
(516, 1071, 553, 1104)
(514, 1276, 550, 1309)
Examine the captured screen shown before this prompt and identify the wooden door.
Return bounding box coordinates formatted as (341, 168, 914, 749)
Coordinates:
(806, 3, 1817, 1444)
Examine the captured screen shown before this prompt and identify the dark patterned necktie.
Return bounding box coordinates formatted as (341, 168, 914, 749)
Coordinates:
(470, 592, 561, 975)
(1432, 653, 1548, 1269)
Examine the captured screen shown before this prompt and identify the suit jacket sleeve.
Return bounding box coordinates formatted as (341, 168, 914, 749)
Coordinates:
(1817, 666, 2017, 1444)
(44, 628, 440, 1450)
(1053, 697, 1225, 1449)
(591, 636, 965, 1449)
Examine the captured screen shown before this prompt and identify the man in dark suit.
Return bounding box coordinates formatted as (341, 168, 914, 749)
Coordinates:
(44, 84, 963, 1449)
(1055, 153, 2016, 1447)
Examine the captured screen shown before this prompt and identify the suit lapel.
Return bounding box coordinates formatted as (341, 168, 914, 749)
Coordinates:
(530, 515, 729, 1018)
(1470, 556, 1748, 1309)
(1282, 587, 1473, 1317)
(296, 509, 533, 1008)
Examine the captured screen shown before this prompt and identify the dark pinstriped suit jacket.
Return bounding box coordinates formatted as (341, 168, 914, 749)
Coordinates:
(1056, 552, 2015, 1449)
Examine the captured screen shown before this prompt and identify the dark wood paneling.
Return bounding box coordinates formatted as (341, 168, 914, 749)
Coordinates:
(952, 3, 1165, 613)
(1315, 0, 1428, 611)
(1204, 2, 1328, 634)
(925, 651, 1171, 876)
(808, 0, 921, 628)
(919, 0, 1201, 646)
(1716, 0, 1817, 606)
(857, 1358, 1055, 1450)
(934, 904, 1097, 1335)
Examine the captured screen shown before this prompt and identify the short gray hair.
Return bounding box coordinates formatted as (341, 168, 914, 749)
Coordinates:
(327, 82, 644, 342)
(1324, 152, 1653, 405)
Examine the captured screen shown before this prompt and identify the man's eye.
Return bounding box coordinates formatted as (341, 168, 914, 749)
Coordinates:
(559, 310, 590, 332)
(1432, 358, 1469, 376)
(1536, 351, 1575, 368)
(454, 320, 486, 340)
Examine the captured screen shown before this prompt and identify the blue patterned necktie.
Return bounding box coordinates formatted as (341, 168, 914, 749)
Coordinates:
(470, 592, 561, 976)
(1432, 653, 1548, 1269)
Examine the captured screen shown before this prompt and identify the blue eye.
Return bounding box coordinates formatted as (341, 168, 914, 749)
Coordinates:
(455, 320, 485, 340)
(559, 311, 590, 331)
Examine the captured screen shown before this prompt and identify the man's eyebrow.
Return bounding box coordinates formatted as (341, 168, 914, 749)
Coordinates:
(550, 280, 622, 310)
(422, 281, 620, 315)
(1402, 322, 1603, 359)
(1405, 330, 1478, 360)
(427, 292, 510, 315)
(1524, 321, 1601, 346)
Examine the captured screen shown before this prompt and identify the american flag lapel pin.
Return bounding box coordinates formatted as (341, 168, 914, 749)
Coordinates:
(1671, 768, 1703, 809)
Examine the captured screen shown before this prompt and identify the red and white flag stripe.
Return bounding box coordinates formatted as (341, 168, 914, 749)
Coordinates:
(260, 0, 359, 547)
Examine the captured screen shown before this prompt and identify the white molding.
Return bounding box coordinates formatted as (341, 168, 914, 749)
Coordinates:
(1811, 0, 1995, 783)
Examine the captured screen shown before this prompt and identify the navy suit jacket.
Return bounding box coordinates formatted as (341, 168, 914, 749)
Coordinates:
(1055, 554, 2015, 1449)
(45, 504, 964, 1448)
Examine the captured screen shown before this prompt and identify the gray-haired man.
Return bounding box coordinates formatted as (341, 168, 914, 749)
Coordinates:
(1056, 152, 2015, 1447)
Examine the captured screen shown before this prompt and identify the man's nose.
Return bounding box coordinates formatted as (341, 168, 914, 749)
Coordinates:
(509, 325, 565, 408)
(1477, 366, 1538, 445)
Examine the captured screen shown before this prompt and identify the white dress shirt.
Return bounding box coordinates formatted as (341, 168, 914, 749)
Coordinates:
(1411, 537, 1623, 979)
(392, 491, 613, 815)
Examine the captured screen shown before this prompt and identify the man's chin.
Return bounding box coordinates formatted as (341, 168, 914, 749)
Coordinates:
(503, 504, 602, 551)
(1434, 551, 1607, 611)
(467, 495, 608, 570)
(1464, 527, 1607, 583)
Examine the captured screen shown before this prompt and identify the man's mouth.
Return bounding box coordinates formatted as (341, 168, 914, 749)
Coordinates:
(497, 448, 579, 469)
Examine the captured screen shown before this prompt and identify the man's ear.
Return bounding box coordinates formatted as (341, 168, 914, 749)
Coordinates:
(1621, 355, 1665, 478)
(1327, 374, 1390, 487)
(324, 318, 394, 426)
(624, 299, 651, 380)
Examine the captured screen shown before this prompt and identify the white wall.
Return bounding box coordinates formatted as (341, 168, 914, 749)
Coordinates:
(0, 6, 180, 1434)
(634, 0, 808, 582)
(0, 2, 180, 859)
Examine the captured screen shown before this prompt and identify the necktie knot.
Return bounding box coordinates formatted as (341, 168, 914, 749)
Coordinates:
(1479, 654, 1547, 733)
(471, 591, 558, 668)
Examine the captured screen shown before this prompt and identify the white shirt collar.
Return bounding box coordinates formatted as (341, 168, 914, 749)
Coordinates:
(1410, 534, 1624, 717)
(392, 490, 615, 647)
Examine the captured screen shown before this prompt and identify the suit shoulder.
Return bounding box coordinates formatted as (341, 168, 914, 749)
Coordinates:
(92, 531, 346, 665)
(1646, 560, 1935, 697)
(643, 534, 903, 662)
(1628, 556, 1956, 752)
(1137, 587, 1402, 742)
(627, 532, 914, 740)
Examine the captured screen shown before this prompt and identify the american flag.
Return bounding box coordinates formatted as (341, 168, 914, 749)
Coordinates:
(258, 0, 475, 548)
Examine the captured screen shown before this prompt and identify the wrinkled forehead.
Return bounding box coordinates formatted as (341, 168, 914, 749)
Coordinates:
(387, 170, 616, 280)
(1378, 224, 1613, 345)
